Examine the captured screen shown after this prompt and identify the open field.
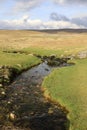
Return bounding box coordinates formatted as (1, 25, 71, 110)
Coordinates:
(0, 30, 87, 130)
(0, 30, 87, 52)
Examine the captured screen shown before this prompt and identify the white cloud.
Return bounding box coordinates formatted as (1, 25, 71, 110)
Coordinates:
(43, 21, 84, 29)
(0, 16, 84, 30)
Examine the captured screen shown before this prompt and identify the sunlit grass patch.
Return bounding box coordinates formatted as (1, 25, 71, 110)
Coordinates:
(0, 51, 39, 65)
(0, 51, 41, 71)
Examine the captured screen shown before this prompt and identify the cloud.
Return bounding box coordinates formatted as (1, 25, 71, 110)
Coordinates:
(42, 21, 83, 29)
(72, 16, 87, 27)
(50, 12, 87, 28)
(53, 0, 87, 5)
(14, 0, 44, 12)
(0, 15, 84, 30)
(22, 15, 30, 22)
(50, 12, 69, 21)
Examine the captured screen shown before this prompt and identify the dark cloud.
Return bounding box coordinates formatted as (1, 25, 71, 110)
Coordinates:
(72, 16, 87, 27)
(50, 12, 69, 21)
(50, 12, 87, 28)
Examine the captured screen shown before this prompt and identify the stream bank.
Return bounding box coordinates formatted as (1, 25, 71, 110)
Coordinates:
(0, 55, 72, 130)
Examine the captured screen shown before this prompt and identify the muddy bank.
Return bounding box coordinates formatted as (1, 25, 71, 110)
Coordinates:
(0, 56, 72, 130)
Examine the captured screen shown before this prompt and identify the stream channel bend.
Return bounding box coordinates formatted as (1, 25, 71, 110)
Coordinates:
(3, 61, 70, 130)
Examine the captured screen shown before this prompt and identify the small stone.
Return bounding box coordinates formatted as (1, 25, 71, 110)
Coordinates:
(45, 68, 49, 71)
(4, 75, 9, 79)
(1, 91, 5, 95)
(0, 84, 2, 87)
(30, 112, 34, 115)
(15, 93, 18, 96)
(50, 54, 56, 59)
(77, 51, 87, 59)
(9, 112, 16, 121)
(7, 101, 11, 104)
(48, 108, 54, 114)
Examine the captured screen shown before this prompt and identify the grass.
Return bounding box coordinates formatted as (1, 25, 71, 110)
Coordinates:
(0, 30, 87, 52)
(0, 30, 87, 59)
(0, 30, 87, 129)
(0, 51, 41, 72)
(0, 52, 40, 66)
(42, 58, 87, 130)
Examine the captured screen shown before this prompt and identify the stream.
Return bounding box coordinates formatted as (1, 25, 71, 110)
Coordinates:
(1, 60, 71, 130)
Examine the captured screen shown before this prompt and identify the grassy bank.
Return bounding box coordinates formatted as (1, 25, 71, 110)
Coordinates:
(0, 51, 41, 68)
(0, 51, 41, 86)
(42, 59, 87, 130)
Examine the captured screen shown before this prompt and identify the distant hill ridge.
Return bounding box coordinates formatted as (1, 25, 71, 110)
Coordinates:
(0, 29, 87, 33)
(34, 29, 87, 33)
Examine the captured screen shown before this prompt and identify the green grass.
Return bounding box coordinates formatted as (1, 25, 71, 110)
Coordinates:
(3, 46, 86, 58)
(0, 51, 41, 71)
(2, 47, 65, 57)
(42, 59, 87, 130)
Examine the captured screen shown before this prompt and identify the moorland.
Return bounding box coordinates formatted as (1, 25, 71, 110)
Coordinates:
(0, 29, 87, 130)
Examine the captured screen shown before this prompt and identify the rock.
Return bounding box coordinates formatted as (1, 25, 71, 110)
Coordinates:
(0, 91, 6, 99)
(47, 60, 55, 66)
(42, 56, 48, 59)
(67, 55, 75, 60)
(9, 112, 16, 121)
(4, 74, 9, 79)
(0, 84, 2, 87)
(45, 68, 49, 71)
(50, 54, 56, 60)
(77, 51, 87, 59)
(7, 101, 11, 104)
(1, 91, 6, 95)
(47, 59, 61, 66)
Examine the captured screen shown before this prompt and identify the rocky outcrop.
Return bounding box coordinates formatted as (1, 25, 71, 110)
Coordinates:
(35, 54, 71, 67)
(77, 51, 87, 59)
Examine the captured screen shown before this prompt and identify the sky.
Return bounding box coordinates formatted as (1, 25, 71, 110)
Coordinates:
(0, 0, 87, 29)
